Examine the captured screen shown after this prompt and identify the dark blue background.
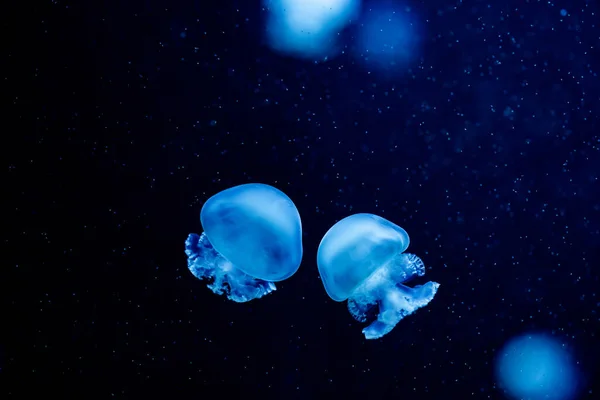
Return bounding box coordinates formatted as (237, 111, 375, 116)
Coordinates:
(6, 0, 599, 398)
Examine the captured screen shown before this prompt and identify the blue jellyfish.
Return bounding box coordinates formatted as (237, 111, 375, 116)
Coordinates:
(264, 0, 360, 60)
(317, 213, 439, 339)
(185, 183, 303, 302)
(495, 333, 580, 400)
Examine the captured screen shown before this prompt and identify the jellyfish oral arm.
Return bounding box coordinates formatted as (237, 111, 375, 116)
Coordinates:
(361, 280, 439, 340)
(348, 253, 440, 340)
(185, 233, 276, 303)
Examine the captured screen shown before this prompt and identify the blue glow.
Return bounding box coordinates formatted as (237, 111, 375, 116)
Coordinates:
(495, 333, 579, 400)
(185, 183, 303, 302)
(560, 9, 567, 17)
(354, 5, 421, 72)
(317, 213, 439, 339)
(264, 0, 360, 60)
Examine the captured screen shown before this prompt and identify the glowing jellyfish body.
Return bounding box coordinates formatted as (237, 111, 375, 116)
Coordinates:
(495, 333, 579, 400)
(317, 213, 439, 339)
(264, 0, 360, 59)
(185, 183, 303, 302)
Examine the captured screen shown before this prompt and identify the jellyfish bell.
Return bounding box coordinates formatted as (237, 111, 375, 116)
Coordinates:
(185, 183, 303, 302)
(317, 213, 439, 339)
(317, 213, 410, 301)
(201, 183, 303, 281)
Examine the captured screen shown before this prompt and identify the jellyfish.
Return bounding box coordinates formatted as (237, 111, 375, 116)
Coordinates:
(185, 183, 303, 303)
(495, 333, 580, 400)
(263, 0, 360, 60)
(317, 213, 439, 339)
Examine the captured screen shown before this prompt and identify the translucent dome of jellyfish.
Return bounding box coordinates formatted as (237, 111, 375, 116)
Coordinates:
(317, 213, 439, 339)
(495, 333, 580, 400)
(184, 183, 303, 303)
(263, 0, 360, 60)
(353, 4, 421, 73)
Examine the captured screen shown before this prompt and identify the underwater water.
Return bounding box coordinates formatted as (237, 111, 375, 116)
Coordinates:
(7, 0, 598, 399)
